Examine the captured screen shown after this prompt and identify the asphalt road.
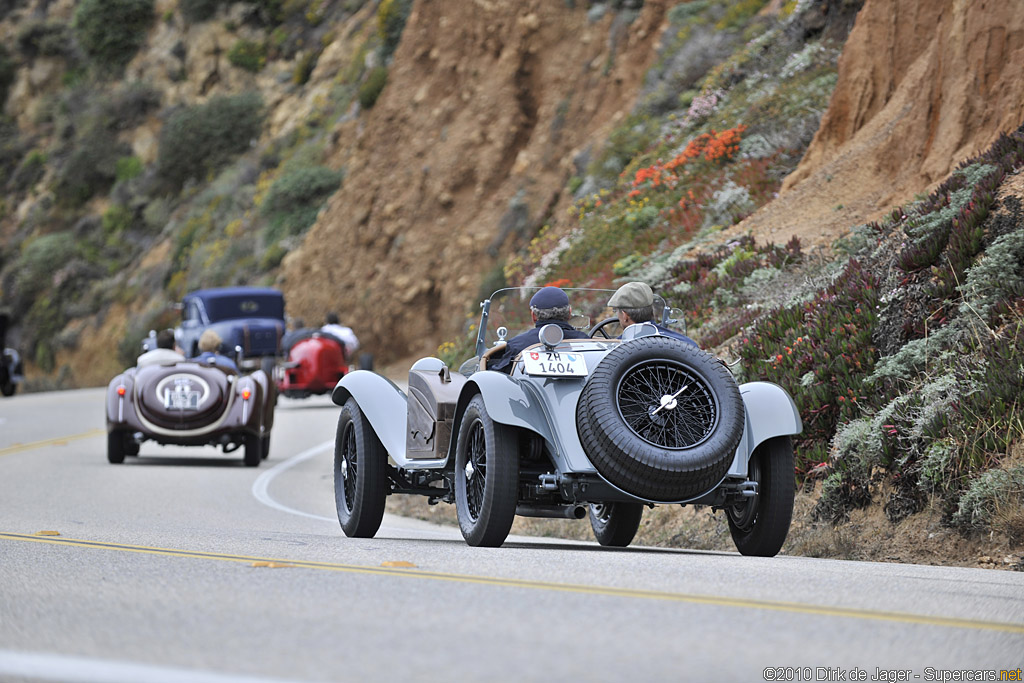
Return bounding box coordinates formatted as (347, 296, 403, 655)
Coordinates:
(1, 388, 1022, 683)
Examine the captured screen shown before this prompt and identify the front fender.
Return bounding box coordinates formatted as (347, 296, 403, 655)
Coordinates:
(447, 371, 555, 464)
(332, 370, 407, 460)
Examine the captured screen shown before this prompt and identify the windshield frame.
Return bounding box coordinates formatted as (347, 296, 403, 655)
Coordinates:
(475, 287, 631, 356)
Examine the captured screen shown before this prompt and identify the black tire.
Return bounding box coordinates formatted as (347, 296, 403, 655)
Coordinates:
(261, 434, 270, 459)
(243, 433, 262, 467)
(588, 502, 644, 547)
(454, 394, 519, 547)
(107, 431, 126, 464)
(125, 439, 140, 457)
(1, 381, 15, 397)
(727, 436, 795, 557)
(577, 337, 743, 502)
(334, 398, 388, 538)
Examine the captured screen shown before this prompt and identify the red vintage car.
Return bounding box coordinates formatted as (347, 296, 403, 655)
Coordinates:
(276, 331, 349, 398)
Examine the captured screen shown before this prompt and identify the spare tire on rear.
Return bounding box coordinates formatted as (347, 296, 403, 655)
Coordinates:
(577, 336, 743, 502)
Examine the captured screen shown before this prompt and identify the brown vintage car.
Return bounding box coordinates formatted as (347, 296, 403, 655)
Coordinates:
(105, 360, 275, 466)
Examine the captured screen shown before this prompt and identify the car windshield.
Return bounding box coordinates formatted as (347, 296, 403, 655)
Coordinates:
(203, 294, 284, 321)
(479, 287, 622, 349)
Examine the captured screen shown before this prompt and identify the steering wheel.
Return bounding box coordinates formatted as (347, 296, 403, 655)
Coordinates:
(589, 317, 620, 339)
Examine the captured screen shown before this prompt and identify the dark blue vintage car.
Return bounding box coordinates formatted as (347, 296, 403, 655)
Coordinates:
(176, 287, 286, 371)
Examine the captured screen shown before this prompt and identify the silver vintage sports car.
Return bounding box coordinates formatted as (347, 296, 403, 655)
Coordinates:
(330, 288, 802, 554)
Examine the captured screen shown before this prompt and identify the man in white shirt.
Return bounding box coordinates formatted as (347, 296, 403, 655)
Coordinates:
(136, 329, 185, 368)
(321, 312, 359, 358)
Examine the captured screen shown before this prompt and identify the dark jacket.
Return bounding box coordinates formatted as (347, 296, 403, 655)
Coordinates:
(651, 323, 699, 347)
(193, 351, 238, 372)
(489, 319, 589, 373)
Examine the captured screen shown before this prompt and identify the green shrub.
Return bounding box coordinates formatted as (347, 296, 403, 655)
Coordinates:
(10, 233, 79, 314)
(102, 204, 134, 238)
(228, 39, 266, 72)
(17, 22, 74, 58)
(377, 0, 413, 60)
(951, 466, 1024, 534)
(292, 50, 318, 85)
(73, 0, 154, 70)
(259, 242, 288, 271)
(116, 306, 178, 368)
(0, 45, 14, 108)
(959, 229, 1024, 323)
(180, 0, 224, 22)
(10, 150, 47, 194)
(115, 156, 144, 181)
(157, 92, 265, 188)
(54, 124, 129, 206)
(715, 0, 769, 32)
(358, 66, 388, 109)
(261, 165, 342, 242)
(104, 83, 161, 126)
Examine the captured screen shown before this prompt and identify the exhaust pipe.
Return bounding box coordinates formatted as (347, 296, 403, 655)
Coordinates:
(516, 504, 587, 520)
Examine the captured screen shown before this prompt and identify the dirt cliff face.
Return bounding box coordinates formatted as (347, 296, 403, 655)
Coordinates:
(280, 0, 670, 360)
(729, 0, 1024, 250)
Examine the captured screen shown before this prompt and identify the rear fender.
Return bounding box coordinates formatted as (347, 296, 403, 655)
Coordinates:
(332, 370, 407, 462)
(446, 371, 556, 466)
(727, 381, 802, 477)
(106, 370, 136, 427)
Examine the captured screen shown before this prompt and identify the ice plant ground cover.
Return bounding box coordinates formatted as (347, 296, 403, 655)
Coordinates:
(485, 1, 1024, 540)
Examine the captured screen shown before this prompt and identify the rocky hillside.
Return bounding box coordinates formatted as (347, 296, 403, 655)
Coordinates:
(730, 0, 1024, 250)
(279, 0, 685, 359)
(2, 0, 1019, 379)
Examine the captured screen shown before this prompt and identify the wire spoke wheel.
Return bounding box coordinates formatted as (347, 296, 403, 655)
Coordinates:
(727, 454, 761, 533)
(340, 420, 358, 514)
(588, 501, 644, 547)
(454, 395, 519, 547)
(576, 337, 743, 502)
(334, 398, 387, 538)
(726, 436, 795, 557)
(616, 360, 717, 449)
(465, 419, 487, 521)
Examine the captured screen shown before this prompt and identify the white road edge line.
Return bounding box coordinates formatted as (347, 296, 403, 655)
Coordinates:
(250, 439, 459, 541)
(0, 650, 308, 683)
(251, 441, 336, 522)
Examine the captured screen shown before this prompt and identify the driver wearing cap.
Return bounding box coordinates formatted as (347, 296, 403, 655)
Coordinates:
(489, 286, 589, 373)
(608, 281, 698, 346)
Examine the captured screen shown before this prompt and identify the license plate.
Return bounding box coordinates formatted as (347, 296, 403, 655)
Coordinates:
(166, 389, 200, 410)
(522, 350, 588, 377)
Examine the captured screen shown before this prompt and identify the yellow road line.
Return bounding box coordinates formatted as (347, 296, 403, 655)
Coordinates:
(3, 532, 1023, 634)
(0, 429, 105, 457)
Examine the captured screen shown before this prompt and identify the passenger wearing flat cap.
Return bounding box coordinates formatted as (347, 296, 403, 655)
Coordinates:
(608, 281, 698, 346)
(488, 286, 589, 373)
